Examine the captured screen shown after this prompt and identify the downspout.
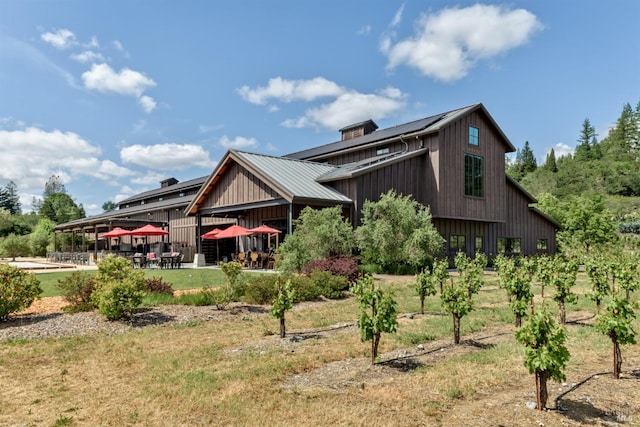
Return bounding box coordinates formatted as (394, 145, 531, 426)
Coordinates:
(288, 203, 293, 235)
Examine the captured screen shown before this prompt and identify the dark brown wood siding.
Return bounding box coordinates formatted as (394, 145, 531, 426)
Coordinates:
(200, 163, 280, 209)
(344, 154, 430, 225)
(491, 182, 558, 255)
(434, 110, 507, 222)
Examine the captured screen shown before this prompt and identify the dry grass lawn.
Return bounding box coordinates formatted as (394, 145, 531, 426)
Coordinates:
(1, 272, 639, 426)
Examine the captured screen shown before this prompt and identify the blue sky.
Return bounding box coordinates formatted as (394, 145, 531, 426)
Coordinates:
(1, 1, 639, 215)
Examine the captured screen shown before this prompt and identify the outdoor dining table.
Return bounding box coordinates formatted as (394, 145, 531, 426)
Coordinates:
(160, 253, 180, 269)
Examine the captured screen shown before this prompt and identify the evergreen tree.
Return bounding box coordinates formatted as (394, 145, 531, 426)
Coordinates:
(544, 148, 558, 172)
(0, 181, 21, 215)
(510, 141, 537, 181)
(574, 118, 596, 161)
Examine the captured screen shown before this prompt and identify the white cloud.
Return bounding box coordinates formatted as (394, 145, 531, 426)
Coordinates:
(41, 29, 76, 49)
(138, 95, 157, 113)
(82, 63, 155, 97)
(70, 50, 105, 63)
(390, 4, 405, 27)
(282, 88, 406, 130)
(549, 143, 573, 159)
(130, 172, 168, 186)
(381, 4, 542, 82)
(238, 77, 344, 105)
(120, 143, 215, 170)
(82, 63, 157, 112)
(112, 40, 129, 57)
(0, 126, 134, 200)
(219, 136, 258, 150)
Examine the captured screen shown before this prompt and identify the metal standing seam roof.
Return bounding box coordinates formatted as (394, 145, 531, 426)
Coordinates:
(117, 175, 208, 205)
(233, 151, 352, 203)
(316, 148, 429, 182)
(54, 194, 196, 231)
(285, 104, 479, 160)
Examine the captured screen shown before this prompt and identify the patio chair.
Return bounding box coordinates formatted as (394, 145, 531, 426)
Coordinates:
(237, 252, 249, 267)
(250, 251, 259, 269)
(147, 252, 159, 268)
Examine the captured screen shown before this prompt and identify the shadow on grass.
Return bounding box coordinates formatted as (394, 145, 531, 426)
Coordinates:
(126, 308, 176, 327)
(2, 312, 63, 328)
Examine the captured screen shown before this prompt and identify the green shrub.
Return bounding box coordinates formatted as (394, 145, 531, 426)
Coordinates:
(243, 274, 280, 305)
(309, 270, 348, 299)
(289, 274, 321, 302)
(56, 271, 97, 312)
(92, 255, 146, 320)
(0, 264, 42, 320)
(92, 278, 146, 320)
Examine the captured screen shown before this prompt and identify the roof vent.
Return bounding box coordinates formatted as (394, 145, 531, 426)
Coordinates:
(160, 177, 179, 188)
(339, 119, 378, 141)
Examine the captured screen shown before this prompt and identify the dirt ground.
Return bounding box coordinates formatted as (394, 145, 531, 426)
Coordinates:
(15, 292, 640, 426)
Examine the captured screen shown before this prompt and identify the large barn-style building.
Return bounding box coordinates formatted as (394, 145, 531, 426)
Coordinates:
(55, 103, 558, 264)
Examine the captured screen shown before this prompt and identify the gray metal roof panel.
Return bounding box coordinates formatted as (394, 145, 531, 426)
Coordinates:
(118, 175, 207, 204)
(233, 151, 352, 203)
(285, 105, 480, 160)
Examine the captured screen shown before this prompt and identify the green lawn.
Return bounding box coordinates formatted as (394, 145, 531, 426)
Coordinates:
(35, 268, 234, 297)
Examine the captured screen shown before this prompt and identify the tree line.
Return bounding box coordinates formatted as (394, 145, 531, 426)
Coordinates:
(0, 175, 86, 260)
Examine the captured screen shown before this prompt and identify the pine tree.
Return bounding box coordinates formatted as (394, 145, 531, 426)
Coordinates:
(0, 181, 21, 215)
(575, 118, 597, 161)
(544, 148, 558, 172)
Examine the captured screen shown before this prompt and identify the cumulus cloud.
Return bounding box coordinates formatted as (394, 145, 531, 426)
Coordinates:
(82, 63, 157, 112)
(237, 77, 344, 105)
(70, 50, 105, 63)
(549, 143, 573, 159)
(218, 136, 258, 150)
(0, 126, 135, 198)
(381, 4, 542, 82)
(282, 87, 406, 130)
(138, 95, 157, 113)
(120, 143, 215, 170)
(82, 63, 155, 97)
(41, 29, 77, 49)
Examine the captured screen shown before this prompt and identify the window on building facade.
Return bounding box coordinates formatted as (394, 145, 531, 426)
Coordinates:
(498, 237, 522, 255)
(475, 236, 483, 252)
(450, 235, 466, 251)
(464, 154, 484, 197)
(537, 239, 548, 250)
(469, 126, 479, 146)
(376, 147, 390, 155)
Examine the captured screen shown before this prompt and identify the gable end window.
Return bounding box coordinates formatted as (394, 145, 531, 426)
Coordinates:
(469, 126, 479, 146)
(464, 154, 484, 197)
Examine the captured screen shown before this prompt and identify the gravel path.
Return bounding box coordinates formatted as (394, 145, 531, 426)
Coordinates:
(0, 304, 268, 341)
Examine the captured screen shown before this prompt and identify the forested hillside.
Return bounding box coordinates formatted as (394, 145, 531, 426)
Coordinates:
(508, 101, 640, 251)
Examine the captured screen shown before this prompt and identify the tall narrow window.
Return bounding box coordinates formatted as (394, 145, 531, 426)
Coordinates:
(450, 235, 466, 252)
(475, 236, 483, 252)
(469, 126, 479, 146)
(464, 154, 484, 197)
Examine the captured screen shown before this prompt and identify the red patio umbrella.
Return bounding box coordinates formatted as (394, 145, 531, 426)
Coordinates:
(214, 224, 253, 257)
(249, 224, 282, 249)
(248, 225, 282, 235)
(101, 227, 132, 238)
(101, 227, 132, 252)
(201, 228, 223, 239)
(129, 224, 169, 253)
(214, 224, 252, 239)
